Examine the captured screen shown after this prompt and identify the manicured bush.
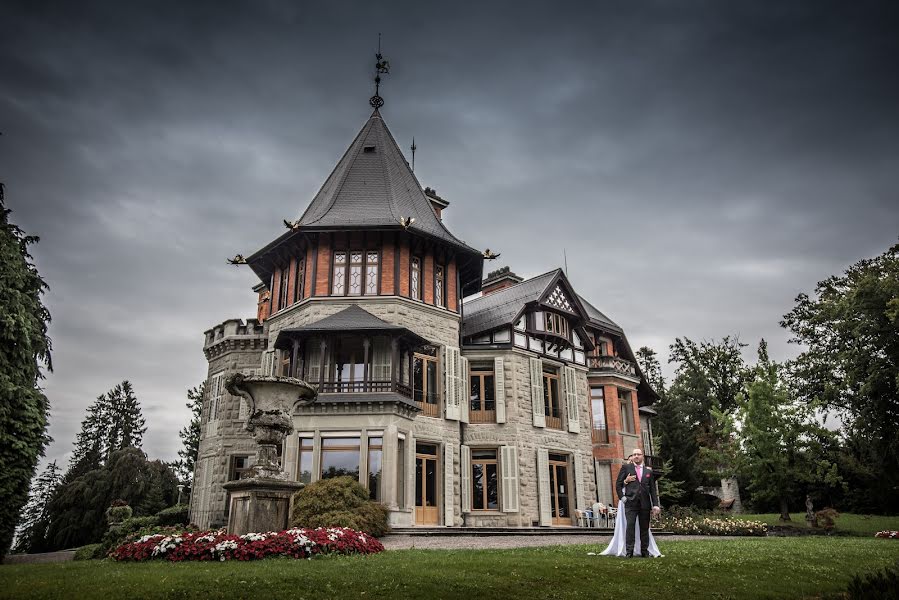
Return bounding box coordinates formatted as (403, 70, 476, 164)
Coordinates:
(291, 477, 390, 537)
(105, 503, 133, 524)
(98, 515, 162, 557)
(73, 544, 103, 561)
(155, 504, 190, 526)
(815, 508, 840, 531)
(110, 527, 384, 562)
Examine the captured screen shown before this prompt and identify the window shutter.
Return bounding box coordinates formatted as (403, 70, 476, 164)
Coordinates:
(564, 366, 580, 433)
(262, 350, 277, 376)
(460, 445, 471, 513)
(573, 451, 585, 510)
(494, 357, 506, 423)
(444, 347, 460, 420)
(537, 448, 551, 526)
(371, 337, 391, 382)
(530, 357, 545, 428)
(306, 343, 321, 383)
(460, 356, 470, 423)
(444, 443, 455, 525)
(501, 445, 519, 512)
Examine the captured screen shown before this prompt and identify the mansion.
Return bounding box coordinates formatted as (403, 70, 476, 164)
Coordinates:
(189, 107, 659, 529)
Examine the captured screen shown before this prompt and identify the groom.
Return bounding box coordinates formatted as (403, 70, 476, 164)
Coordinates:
(615, 448, 661, 558)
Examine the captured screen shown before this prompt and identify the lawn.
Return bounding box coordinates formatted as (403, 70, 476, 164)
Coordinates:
(733, 512, 899, 536)
(2, 538, 898, 600)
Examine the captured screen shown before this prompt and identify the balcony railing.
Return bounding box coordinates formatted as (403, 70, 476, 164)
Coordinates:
(315, 380, 414, 400)
(592, 425, 609, 443)
(469, 409, 496, 424)
(416, 400, 440, 417)
(587, 355, 637, 377)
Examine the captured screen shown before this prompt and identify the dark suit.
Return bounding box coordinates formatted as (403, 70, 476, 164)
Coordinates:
(615, 462, 660, 556)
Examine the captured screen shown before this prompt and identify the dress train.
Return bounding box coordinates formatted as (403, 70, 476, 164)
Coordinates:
(599, 499, 662, 557)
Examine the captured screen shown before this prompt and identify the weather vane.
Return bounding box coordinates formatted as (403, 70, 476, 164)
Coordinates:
(370, 33, 390, 109)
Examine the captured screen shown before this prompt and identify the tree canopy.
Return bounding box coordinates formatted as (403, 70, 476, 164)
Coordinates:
(0, 193, 52, 558)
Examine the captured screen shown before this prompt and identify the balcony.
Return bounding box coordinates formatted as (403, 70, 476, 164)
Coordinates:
(587, 355, 637, 378)
(317, 380, 412, 397)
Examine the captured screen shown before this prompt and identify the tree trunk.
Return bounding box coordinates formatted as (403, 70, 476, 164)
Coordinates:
(779, 498, 791, 521)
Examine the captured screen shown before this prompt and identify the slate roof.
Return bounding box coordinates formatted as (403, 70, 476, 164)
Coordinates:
(577, 294, 623, 333)
(274, 305, 429, 347)
(295, 110, 480, 256)
(462, 270, 559, 337)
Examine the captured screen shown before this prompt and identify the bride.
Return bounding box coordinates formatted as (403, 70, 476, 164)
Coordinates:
(600, 455, 662, 557)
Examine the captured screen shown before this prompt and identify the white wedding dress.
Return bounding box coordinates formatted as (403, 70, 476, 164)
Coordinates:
(599, 499, 662, 557)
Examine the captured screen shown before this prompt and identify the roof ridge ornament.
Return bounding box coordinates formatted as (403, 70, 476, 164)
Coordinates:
(370, 33, 390, 109)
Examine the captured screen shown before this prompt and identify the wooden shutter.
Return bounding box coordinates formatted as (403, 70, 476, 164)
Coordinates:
(564, 366, 580, 433)
(573, 451, 585, 510)
(494, 357, 506, 423)
(444, 347, 460, 420)
(306, 343, 321, 383)
(501, 445, 519, 512)
(530, 357, 545, 428)
(444, 443, 455, 525)
(460, 356, 470, 424)
(262, 350, 277, 376)
(537, 448, 551, 526)
(460, 445, 471, 513)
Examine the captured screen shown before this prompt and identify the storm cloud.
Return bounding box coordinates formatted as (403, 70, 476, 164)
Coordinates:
(2, 0, 897, 466)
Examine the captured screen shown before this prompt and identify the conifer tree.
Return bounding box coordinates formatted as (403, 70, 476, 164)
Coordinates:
(13, 461, 61, 554)
(174, 383, 204, 493)
(0, 190, 53, 558)
(104, 381, 146, 458)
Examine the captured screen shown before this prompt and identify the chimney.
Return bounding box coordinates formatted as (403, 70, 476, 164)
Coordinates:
(482, 266, 523, 295)
(424, 187, 449, 220)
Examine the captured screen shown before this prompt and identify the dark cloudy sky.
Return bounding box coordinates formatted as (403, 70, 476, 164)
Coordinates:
(2, 0, 897, 468)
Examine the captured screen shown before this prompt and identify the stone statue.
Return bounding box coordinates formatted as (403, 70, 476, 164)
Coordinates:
(805, 494, 815, 526)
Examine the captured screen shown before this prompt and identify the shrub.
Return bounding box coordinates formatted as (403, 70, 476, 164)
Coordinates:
(291, 477, 390, 537)
(155, 504, 190, 526)
(73, 543, 103, 561)
(846, 561, 899, 600)
(110, 527, 384, 562)
(105, 504, 133, 524)
(814, 508, 840, 531)
(98, 515, 162, 558)
(654, 513, 767, 536)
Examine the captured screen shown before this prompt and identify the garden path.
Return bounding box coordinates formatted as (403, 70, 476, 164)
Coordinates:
(381, 534, 737, 550)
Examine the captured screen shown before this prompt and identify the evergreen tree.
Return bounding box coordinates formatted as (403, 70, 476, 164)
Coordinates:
(13, 461, 61, 554)
(635, 346, 665, 394)
(173, 384, 204, 495)
(0, 191, 53, 558)
(104, 381, 146, 458)
(65, 397, 107, 482)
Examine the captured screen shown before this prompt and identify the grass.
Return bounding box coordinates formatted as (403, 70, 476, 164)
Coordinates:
(733, 512, 899, 536)
(2, 538, 898, 600)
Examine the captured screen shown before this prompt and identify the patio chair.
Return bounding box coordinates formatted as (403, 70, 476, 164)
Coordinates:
(575, 509, 590, 527)
(592, 502, 608, 527)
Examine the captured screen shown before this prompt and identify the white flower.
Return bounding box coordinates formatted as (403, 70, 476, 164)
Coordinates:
(240, 532, 267, 542)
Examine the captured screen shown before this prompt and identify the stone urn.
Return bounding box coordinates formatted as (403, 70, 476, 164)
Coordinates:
(222, 373, 317, 535)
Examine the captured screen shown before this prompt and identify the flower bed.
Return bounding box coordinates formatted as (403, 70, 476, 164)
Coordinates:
(874, 530, 898, 539)
(655, 515, 767, 536)
(110, 527, 384, 562)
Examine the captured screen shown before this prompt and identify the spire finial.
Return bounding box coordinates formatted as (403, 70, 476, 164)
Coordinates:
(370, 33, 390, 109)
(411, 137, 417, 172)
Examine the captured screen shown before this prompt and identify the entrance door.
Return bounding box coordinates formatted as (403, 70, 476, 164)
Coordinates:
(415, 443, 439, 525)
(549, 453, 571, 526)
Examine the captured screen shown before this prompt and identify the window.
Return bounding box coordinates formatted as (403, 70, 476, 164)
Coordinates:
(332, 250, 379, 296)
(434, 264, 444, 307)
(413, 353, 439, 417)
(365, 252, 379, 295)
(471, 449, 498, 510)
(320, 437, 360, 480)
(297, 437, 313, 484)
(332, 337, 366, 391)
(619, 390, 635, 434)
(469, 370, 496, 423)
(293, 257, 305, 303)
(543, 370, 562, 429)
(591, 386, 608, 443)
(368, 436, 383, 500)
(277, 266, 289, 311)
(280, 349, 292, 377)
(229, 455, 254, 481)
(396, 437, 406, 508)
(410, 256, 422, 300)
(492, 328, 511, 343)
(332, 252, 347, 295)
(543, 312, 569, 339)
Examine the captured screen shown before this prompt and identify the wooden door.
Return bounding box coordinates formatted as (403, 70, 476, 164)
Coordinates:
(549, 454, 571, 526)
(415, 444, 439, 525)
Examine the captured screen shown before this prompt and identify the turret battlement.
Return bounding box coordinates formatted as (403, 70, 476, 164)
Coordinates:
(203, 318, 265, 350)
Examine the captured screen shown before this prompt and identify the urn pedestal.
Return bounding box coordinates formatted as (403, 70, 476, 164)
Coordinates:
(223, 478, 304, 535)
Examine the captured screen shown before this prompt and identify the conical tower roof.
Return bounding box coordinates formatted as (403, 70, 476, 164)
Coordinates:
(295, 109, 479, 255)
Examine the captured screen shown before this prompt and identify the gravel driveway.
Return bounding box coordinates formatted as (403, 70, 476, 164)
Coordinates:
(382, 534, 736, 550)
